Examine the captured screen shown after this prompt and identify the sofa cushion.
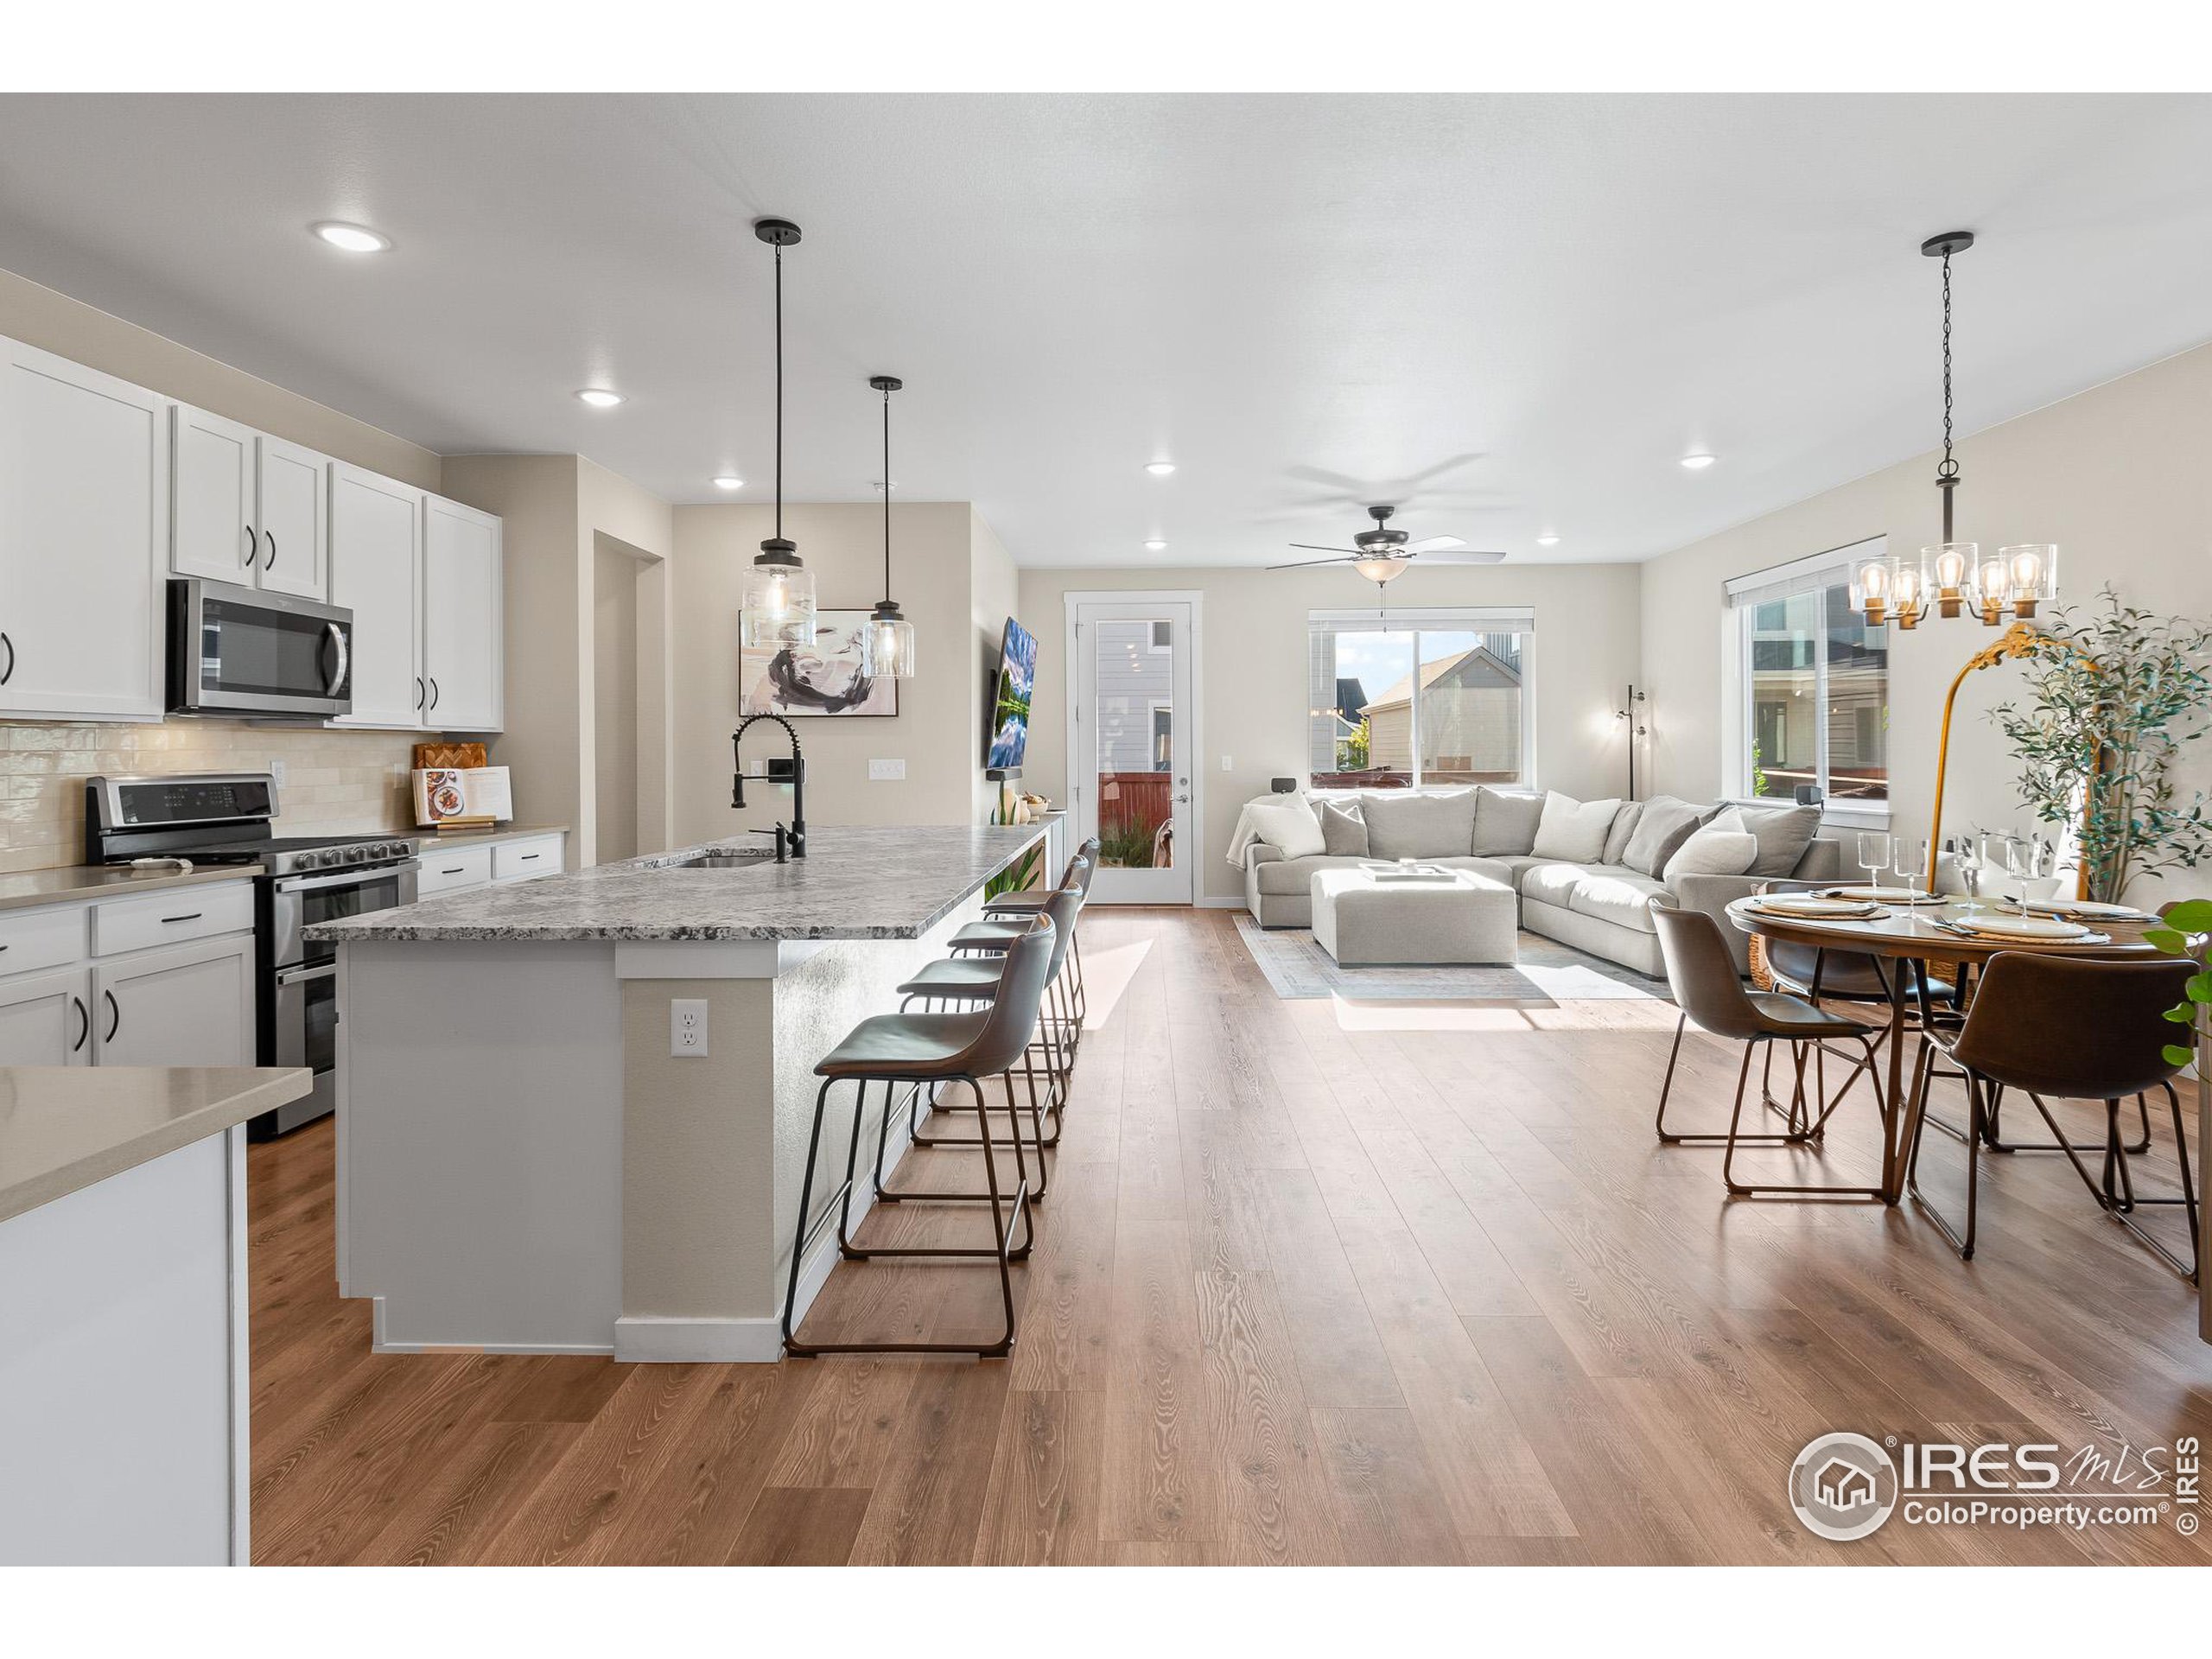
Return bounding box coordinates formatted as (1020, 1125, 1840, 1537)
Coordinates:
(1252, 854, 1374, 895)
(1471, 786, 1544, 856)
(1567, 865, 1669, 934)
(1734, 801, 1823, 878)
(1663, 825, 1759, 882)
(1603, 801, 1644, 866)
(1361, 788, 1479, 860)
(1317, 799, 1370, 856)
(1517, 861, 1588, 910)
(1622, 795, 1711, 878)
(1433, 855, 1517, 887)
(1248, 798, 1325, 859)
(1531, 791, 1620, 862)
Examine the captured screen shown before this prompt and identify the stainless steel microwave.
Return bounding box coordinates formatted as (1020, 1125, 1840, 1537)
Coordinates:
(168, 579, 353, 720)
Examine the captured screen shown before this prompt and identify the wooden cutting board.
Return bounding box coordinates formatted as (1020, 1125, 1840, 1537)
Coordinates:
(414, 741, 488, 770)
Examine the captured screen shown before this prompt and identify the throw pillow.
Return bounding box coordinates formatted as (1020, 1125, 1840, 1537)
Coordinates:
(1316, 799, 1369, 857)
(1734, 802, 1823, 878)
(1361, 789, 1479, 861)
(1247, 798, 1325, 860)
(1602, 800, 1645, 866)
(1621, 795, 1712, 878)
(1663, 826, 1760, 883)
(1471, 786, 1545, 856)
(1530, 791, 1621, 863)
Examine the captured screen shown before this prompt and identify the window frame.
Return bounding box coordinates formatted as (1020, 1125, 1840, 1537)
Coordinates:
(1306, 607, 1537, 791)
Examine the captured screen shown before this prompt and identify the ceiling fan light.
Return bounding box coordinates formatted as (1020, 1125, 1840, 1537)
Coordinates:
(1353, 556, 1408, 584)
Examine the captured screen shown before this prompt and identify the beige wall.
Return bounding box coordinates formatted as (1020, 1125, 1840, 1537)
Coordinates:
(1641, 338, 2212, 906)
(1016, 563, 1644, 902)
(593, 538, 643, 864)
(670, 501, 1006, 847)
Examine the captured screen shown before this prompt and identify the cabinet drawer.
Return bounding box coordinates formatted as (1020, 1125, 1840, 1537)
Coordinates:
(0, 904, 90, 978)
(492, 836, 563, 883)
(419, 844, 493, 894)
(91, 883, 254, 957)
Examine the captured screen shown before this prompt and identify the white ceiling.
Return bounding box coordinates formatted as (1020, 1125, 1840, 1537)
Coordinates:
(2, 93, 2209, 569)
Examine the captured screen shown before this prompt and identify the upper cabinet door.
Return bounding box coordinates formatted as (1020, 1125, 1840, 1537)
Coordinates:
(422, 493, 503, 732)
(254, 436, 330, 601)
(0, 339, 168, 720)
(169, 404, 257, 586)
(327, 462, 424, 728)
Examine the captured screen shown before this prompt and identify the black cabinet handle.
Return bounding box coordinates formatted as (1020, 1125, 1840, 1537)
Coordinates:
(71, 995, 88, 1054)
(1, 631, 14, 685)
(162, 912, 204, 925)
(441, 867, 466, 875)
(244, 524, 257, 567)
(429, 677, 440, 711)
(415, 677, 425, 710)
(263, 528, 276, 570)
(103, 988, 120, 1044)
(520, 853, 541, 861)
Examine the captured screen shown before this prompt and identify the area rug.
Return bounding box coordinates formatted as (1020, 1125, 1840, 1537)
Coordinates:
(1232, 912, 1664, 1003)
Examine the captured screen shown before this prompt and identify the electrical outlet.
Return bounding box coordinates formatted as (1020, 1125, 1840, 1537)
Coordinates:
(868, 758, 906, 781)
(670, 998, 709, 1058)
(1220, 754, 1232, 772)
(270, 759, 287, 787)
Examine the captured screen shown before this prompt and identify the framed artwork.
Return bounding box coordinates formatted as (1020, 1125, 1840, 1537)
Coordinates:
(740, 609, 899, 717)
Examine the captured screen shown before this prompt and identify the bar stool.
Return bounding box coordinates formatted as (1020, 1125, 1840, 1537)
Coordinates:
(782, 918, 1059, 1357)
(948, 867, 1090, 1068)
(979, 836, 1100, 1033)
(1649, 900, 1888, 1199)
(1904, 951, 2197, 1276)
(891, 879, 1085, 1184)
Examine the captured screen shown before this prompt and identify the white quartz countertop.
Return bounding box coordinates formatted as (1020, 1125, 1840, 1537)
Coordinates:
(0, 1065, 312, 1224)
(306, 823, 1050, 944)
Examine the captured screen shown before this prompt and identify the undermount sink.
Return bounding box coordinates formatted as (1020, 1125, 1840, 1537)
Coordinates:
(668, 849, 776, 868)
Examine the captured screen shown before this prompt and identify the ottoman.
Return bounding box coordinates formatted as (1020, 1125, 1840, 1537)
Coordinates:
(1309, 868, 1517, 966)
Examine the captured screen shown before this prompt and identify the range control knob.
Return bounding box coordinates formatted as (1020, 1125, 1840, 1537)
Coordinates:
(319, 849, 343, 868)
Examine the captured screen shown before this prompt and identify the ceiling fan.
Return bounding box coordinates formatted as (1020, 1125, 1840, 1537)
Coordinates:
(1268, 505, 1507, 590)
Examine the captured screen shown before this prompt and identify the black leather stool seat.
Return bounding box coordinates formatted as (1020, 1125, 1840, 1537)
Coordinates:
(816, 1011, 989, 1079)
(897, 957, 1005, 1000)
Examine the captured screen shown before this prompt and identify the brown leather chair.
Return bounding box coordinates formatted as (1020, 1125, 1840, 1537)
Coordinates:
(1649, 899, 1887, 1199)
(783, 917, 1060, 1357)
(1904, 951, 2197, 1277)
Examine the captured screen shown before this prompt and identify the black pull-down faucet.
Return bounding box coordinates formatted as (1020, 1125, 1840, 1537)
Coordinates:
(731, 714, 807, 857)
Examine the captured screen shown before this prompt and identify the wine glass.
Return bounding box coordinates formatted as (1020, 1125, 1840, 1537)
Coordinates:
(1856, 830, 1891, 896)
(1952, 835, 1982, 913)
(1893, 836, 1927, 899)
(2001, 836, 2033, 918)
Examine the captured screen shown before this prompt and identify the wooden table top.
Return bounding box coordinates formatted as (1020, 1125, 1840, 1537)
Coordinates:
(1725, 893, 2160, 963)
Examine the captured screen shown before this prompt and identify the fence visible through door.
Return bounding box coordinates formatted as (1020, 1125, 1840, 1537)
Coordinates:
(1066, 595, 1199, 905)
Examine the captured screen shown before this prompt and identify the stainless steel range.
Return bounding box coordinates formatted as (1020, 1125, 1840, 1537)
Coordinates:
(85, 772, 419, 1136)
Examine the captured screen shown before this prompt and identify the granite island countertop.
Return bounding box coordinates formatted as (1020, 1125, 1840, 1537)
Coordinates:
(0, 1065, 312, 1224)
(306, 823, 1048, 944)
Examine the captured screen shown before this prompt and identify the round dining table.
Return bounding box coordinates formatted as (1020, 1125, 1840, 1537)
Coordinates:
(1725, 892, 2159, 1205)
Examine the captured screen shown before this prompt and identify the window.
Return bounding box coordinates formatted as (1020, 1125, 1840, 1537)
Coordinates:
(1306, 607, 1535, 788)
(1725, 540, 1889, 805)
(1147, 620, 1173, 652)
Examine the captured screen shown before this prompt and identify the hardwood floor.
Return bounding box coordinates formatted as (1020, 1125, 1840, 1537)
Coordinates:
(249, 907, 2212, 1565)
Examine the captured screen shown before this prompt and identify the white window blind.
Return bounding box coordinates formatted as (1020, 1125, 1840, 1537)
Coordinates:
(1309, 605, 1538, 634)
(1722, 537, 1883, 610)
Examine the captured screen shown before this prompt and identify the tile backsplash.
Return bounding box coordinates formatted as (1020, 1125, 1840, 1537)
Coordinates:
(1, 720, 421, 872)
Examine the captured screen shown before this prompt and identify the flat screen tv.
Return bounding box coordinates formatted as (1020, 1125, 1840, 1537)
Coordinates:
(985, 615, 1038, 772)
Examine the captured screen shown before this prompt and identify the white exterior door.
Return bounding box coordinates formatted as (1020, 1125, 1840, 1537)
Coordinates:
(0, 967, 94, 1065)
(93, 936, 255, 1068)
(170, 404, 257, 585)
(0, 340, 168, 720)
(328, 462, 423, 728)
(422, 493, 503, 731)
(254, 435, 330, 601)
(1068, 595, 1199, 905)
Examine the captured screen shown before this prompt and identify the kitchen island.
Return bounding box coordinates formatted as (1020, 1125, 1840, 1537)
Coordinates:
(310, 824, 1046, 1363)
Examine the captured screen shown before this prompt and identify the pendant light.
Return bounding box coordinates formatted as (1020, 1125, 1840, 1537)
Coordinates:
(741, 218, 817, 652)
(1850, 231, 2058, 630)
(862, 374, 917, 677)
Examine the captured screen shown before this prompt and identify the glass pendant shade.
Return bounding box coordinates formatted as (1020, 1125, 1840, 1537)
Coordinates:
(1885, 554, 1926, 628)
(2000, 543, 2058, 618)
(1353, 556, 1409, 584)
(864, 603, 917, 678)
(1850, 556, 1891, 623)
(741, 548, 817, 650)
(1925, 541, 1974, 616)
(1971, 552, 2012, 623)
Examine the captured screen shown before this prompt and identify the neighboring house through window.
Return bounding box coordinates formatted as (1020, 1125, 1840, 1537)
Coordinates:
(1306, 607, 1535, 787)
(1724, 538, 1889, 807)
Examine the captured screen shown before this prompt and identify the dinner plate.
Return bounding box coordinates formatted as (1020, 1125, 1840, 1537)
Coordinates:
(2024, 899, 2155, 922)
(1953, 914, 2092, 942)
(1748, 897, 1881, 918)
(1830, 886, 1948, 906)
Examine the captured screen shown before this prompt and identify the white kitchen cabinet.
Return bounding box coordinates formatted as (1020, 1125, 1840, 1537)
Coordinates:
(329, 461, 424, 728)
(254, 435, 330, 601)
(423, 493, 503, 731)
(92, 933, 255, 1068)
(0, 337, 168, 720)
(0, 965, 94, 1065)
(170, 404, 257, 585)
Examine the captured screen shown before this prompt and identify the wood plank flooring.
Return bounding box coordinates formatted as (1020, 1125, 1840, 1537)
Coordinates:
(250, 906, 2212, 1565)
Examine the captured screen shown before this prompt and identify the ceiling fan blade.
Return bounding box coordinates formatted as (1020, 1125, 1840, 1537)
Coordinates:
(1408, 549, 1509, 566)
(1268, 556, 1359, 570)
(1286, 543, 1360, 555)
(1405, 535, 1468, 553)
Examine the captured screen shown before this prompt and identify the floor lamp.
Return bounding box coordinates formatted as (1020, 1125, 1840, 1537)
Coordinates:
(1616, 684, 1647, 800)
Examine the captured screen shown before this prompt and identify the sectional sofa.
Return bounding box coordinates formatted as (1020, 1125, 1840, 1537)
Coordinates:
(1241, 785, 1843, 976)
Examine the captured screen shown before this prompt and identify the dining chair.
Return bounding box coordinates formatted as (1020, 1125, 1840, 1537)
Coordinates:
(1649, 899, 1888, 1199)
(1904, 951, 2197, 1278)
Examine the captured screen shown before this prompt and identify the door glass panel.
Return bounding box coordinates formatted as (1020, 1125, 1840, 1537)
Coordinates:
(1094, 618, 1175, 869)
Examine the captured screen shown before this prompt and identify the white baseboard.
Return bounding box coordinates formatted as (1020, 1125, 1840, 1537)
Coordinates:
(1197, 896, 1248, 910)
(368, 1296, 614, 1357)
(614, 1314, 785, 1363)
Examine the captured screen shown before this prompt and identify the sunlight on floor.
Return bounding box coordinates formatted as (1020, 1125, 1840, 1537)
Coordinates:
(1074, 938, 1153, 1028)
(1329, 995, 1684, 1033)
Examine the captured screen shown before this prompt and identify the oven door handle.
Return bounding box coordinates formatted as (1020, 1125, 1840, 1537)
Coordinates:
(274, 961, 340, 988)
(274, 859, 420, 896)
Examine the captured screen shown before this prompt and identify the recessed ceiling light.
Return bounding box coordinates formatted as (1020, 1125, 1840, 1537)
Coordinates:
(713, 475, 744, 491)
(575, 388, 625, 410)
(1143, 539, 1167, 551)
(1679, 453, 1718, 471)
(1535, 533, 1561, 547)
(310, 220, 391, 254)
(1146, 461, 1177, 477)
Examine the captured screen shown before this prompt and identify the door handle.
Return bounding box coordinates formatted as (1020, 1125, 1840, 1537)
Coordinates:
(263, 528, 277, 570)
(103, 988, 120, 1045)
(245, 524, 257, 567)
(71, 995, 89, 1054)
(1, 630, 15, 684)
(323, 622, 350, 696)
